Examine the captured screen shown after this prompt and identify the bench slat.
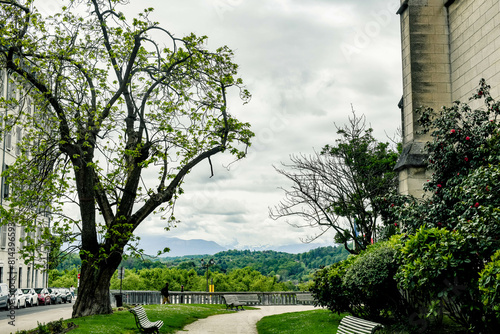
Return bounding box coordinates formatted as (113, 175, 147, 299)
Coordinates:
(338, 316, 383, 334)
(130, 306, 164, 334)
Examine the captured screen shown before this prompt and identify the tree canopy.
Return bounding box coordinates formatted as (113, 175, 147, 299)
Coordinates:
(270, 111, 400, 254)
(0, 0, 253, 317)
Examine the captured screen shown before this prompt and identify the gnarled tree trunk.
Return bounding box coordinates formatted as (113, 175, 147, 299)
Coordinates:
(72, 250, 122, 318)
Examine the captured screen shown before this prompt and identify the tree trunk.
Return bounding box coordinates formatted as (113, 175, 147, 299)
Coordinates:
(72, 252, 121, 318)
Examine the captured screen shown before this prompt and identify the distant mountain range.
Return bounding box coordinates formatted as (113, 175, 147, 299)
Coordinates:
(138, 236, 334, 257)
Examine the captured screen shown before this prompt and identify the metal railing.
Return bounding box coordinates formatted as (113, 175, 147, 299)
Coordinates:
(110, 290, 313, 307)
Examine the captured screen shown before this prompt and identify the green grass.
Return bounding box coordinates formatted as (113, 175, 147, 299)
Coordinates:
(61, 304, 235, 334)
(256, 309, 347, 334)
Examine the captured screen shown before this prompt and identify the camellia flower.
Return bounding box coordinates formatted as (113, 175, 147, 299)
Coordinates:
(465, 157, 469, 161)
(474, 202, 480, 208)
(394, 223, 398, 227)
(450, 129, 456, 134)
(466, 136, 470, 140)
(437, 184, 442, 188)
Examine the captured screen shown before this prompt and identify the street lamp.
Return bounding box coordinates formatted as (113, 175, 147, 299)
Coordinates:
(200, 258, 215, 292)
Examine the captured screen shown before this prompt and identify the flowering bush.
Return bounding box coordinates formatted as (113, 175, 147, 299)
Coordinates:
(386, 80, 500, 332)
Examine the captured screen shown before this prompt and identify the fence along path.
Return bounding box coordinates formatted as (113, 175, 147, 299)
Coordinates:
(110, 290, 313, 306)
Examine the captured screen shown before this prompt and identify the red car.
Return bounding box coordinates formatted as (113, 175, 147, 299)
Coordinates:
(34, 288, 51, 305)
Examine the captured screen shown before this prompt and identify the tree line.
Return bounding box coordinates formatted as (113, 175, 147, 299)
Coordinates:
(52, 246, 350, 290)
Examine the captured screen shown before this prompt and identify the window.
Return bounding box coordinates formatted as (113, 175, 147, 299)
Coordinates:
(27, 97, 32, 114)
(5, 125, 11, 151)
(35, 269, 38, 287)
(0, 266, 3, 283)
(0, 70, 4, 96)
(0, 225, 6, 248)
(15, 127, 22, 156)
(2, 165, 9, 199)
(18, 266, 22, 288)
(27, 266, 31, 287)
(20, 227, 25, 249)
(6, 78, 16, 101)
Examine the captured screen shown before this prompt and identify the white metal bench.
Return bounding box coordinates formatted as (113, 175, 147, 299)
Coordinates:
(337, 315, 384, 334)
(129, 305, 163, 334)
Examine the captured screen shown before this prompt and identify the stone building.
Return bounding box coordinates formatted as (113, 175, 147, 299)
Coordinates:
(0, 69, 48, 288)
(395, 0, 500, 197)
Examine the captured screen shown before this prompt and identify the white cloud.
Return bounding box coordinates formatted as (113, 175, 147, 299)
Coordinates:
(124, 0, 402, 251)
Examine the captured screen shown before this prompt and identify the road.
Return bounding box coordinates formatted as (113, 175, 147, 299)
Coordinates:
(0, 301, 73, 334)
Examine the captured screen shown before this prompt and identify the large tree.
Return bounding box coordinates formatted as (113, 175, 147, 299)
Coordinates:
(270, 111, 399, 254)
(0, 0, 253, 317)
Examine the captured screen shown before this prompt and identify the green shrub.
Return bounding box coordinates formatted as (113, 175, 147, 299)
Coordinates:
(342, 241, 404, 320)
(310, 255, 356, 315)
(479, 249, 500, 317)
(394, 226, 494, 332)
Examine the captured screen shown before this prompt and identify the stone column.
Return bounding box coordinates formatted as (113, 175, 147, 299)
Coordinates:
(395, 0, 452, 198)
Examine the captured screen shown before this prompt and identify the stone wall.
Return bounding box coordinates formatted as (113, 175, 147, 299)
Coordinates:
(396, 0, 500, 197)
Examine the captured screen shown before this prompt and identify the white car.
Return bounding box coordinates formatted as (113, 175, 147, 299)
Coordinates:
(9, 288, 27, 308)
(21, 288, 38, 306)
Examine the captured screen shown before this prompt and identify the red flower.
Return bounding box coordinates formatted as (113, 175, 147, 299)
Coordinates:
(394, 223, 398, 227)
(466, 136, 470, 140)
(450, 129, 456, 134)
(474, 202, 480, 208)
(437, 184, 442, 188)
(391, 203, 394, 207)
(465, 157, 469, 162)
(437, 222, 442, 226)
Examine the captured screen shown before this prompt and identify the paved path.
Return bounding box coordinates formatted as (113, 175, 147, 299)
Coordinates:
(0, 306, 73, 334)
(176, 305, 318, 334)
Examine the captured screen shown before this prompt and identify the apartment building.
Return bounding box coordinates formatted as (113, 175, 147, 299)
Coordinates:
(0, 69, 48, 288)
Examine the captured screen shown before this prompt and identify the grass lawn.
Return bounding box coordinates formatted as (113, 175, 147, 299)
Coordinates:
(60, 304, 234, 334)
(256, 309, 347, 334)
(256, 310, 467, 334)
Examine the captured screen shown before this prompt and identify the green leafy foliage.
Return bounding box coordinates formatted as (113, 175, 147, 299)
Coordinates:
(311, 239, 407, 322)
(52, 246, 350, 290)
(384, 80, 500, 332)
(271, 111, 400, 254)
(342, 241, 405, 320)
(0, 0, 254, 316)
(310, 255, 357, 315)
(479, 249, 500, 317)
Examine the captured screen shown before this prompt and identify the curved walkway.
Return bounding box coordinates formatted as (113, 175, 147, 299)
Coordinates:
(176, 305, 317, 334)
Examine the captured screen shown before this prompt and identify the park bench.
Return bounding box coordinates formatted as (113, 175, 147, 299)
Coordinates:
(223, 294, 245, 310)
(295, 293, 314, 304)
(129, 305, 164, 334)
(337, 315, 384, 334)
(236, 294, 260, 306)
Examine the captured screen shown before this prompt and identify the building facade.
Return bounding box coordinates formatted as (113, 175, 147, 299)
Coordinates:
(395, 0, 500, 197)
(0, 69, 48, 288)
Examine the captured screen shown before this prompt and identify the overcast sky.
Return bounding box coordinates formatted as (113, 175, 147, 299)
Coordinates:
(42, 0, 403, 252)
(124, 0, 404, 251)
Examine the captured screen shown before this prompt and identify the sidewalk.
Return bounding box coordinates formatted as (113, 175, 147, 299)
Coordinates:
(0, 307, 73, 334)
(176, 305, 318, 334)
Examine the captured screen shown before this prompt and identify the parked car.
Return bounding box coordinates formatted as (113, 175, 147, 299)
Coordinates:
(59, 288, 72, 303)
(47, 288, 62, 304)
(9, 289, 27, 309)
(0, 283, 9, 310)
(34, 288, 51, 305)
(21, 288, 38, 306)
